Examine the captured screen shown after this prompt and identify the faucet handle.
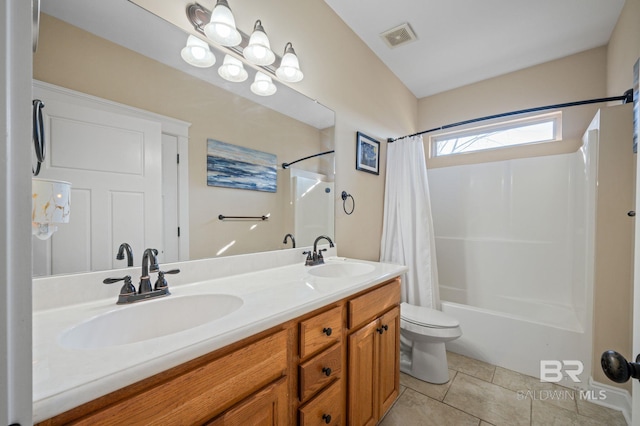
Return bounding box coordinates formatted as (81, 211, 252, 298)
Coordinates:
(103, 275, 136, 295)
(317, 248, 327, 264)
(154, 269, 180, 290)
(303, 251, 314, 266)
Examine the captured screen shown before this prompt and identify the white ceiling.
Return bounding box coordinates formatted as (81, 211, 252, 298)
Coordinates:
(323, 0, 626, 98)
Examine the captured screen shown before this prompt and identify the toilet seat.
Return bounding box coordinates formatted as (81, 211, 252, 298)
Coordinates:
(400, 302, 459, 329)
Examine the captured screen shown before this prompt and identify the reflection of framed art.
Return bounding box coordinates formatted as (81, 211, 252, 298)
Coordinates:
(356, 132, 380, 175)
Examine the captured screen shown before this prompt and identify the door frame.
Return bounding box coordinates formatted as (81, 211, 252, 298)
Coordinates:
(1, 1, 34, 423)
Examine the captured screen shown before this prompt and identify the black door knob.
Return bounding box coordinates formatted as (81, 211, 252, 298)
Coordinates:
(322, 414, 331, 424)
(322, 367, 332, 376)
(323, 327, 332, 336)
(628, 211, 636, 217)
(601, 350, 640, 383)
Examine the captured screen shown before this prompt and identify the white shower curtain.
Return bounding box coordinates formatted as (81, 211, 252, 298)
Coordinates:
(380, 135, 440, 309)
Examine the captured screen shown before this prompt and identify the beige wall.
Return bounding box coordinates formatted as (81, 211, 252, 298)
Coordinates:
(590, 104, 634, 391)
(597, 0, 640, 391)
(418, 47, 607, 168)
(607, 0, 640, 98)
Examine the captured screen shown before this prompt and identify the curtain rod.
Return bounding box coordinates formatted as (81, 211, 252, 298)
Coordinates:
(387, 89, 634, 143)
(282, 150, 335, 169)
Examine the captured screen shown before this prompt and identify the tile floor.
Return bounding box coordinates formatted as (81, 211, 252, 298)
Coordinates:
(380, 352, 628, 426)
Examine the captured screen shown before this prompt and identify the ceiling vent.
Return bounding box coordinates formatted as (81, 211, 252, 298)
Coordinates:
(380, 23, 417, 48)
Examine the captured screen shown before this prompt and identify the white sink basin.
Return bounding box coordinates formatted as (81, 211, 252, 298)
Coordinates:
(60, 294, 243, 349)
(307, 262, 376, 278)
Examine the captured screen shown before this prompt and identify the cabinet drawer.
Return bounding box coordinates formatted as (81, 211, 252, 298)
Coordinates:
(299, 306, 342, 359)
(69, 330, 288, 425)
(348, 279, 400, 330)
(299, 343, 342, 401)
(299, 380, 343, 426)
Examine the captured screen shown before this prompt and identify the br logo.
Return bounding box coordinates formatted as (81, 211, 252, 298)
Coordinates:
(540, 360, 584, 383)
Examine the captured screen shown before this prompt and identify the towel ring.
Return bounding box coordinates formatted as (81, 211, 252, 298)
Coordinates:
(341, 191, 355, 215)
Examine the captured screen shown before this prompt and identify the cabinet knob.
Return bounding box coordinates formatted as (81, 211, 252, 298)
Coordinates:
(322, 414, 332, 424)
(323, 327, 332, 336)
(322, 367, 332, 377)
(377, 324, 388, 334)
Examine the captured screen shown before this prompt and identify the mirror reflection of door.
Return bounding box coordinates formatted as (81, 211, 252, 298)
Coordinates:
(31, 83, 186, 276)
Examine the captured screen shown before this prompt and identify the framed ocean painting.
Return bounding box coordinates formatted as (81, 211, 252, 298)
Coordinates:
(207, 139, 277, 192)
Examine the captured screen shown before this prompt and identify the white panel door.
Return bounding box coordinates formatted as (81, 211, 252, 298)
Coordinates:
(32, 86, 163, 275)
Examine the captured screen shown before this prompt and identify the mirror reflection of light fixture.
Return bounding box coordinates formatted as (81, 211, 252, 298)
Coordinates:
(180, 35, 216, 68)
(32, 178, 71, 240)
(203, 0, 241, 47)
(243, 20, 275, 66)
(276, 42, 304, 83)
(251, 71, 277, 96)
(218, 54, 248, 82)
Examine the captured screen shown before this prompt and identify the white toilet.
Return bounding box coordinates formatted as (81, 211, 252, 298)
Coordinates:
(400, 302, 462, 384)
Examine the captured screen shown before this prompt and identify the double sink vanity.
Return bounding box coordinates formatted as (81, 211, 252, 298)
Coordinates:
(33, 246, 407, 425)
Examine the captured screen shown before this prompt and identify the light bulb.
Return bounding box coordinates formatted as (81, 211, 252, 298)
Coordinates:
(275, 42, 303, 83)
(250, 71, 277, 96)
(243, 20, 275, 66)
(181, 35, 216, 68)
(218, 54, 248, 82)
(204, 0, 241, 47)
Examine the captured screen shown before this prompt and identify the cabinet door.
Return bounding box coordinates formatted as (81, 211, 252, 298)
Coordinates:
(377, 306, 400, 417)
(347, 320, 378, 426)
(207, 377, 289, 426)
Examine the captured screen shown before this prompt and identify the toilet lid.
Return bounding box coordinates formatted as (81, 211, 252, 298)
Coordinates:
(400, 302, 460, 328)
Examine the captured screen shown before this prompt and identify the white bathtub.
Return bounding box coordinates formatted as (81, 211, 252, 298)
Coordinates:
(429, 131, 598, 388)
(441, 300, 591, 388)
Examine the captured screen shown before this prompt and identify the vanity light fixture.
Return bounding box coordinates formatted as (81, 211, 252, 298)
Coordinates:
(32, 178, 71, 240)
(218, 54, 248, 82)
(250, 71, 277, 96)
(204, 0, 242, 47)
(275, 42, 304, 83)
(185, 2, 304, 87)
(181, 35, 216, 68)
(243, 20, 275, 66)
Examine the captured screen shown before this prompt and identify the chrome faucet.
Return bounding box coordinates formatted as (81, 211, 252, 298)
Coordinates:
(305, 235, 335, 266)
(283, 233, 296, 248)
(116, 242, 134, 267)
(139, 248, 159, 294)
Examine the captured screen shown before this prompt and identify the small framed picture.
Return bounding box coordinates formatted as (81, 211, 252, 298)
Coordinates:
(356, 132, 380, 175)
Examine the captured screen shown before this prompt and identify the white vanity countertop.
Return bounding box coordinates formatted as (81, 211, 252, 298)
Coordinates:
(32, 256, 407, 422)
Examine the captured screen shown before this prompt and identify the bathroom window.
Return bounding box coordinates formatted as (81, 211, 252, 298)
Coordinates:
(430, 112, 561, 157)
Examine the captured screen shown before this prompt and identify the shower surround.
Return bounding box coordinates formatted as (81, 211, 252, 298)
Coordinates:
(428, 134, 597, 387)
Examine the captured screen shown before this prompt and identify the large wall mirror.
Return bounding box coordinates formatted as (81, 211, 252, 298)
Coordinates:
(33, 0, 335, 276)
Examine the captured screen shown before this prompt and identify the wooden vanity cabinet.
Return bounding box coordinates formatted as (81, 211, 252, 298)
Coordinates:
(37, 328, 292, 426)
(39, 277, 401, 426)
(347, 279, 401, 426)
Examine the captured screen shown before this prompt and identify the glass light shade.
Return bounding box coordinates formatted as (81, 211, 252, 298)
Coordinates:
(203, 0, 241, 47)
(276, 42, 304, 83)
(32, 178, 71, 240)
(250, 71, 277, 96)
(181, 35, 216, 68)
(218, 54, 248, 82)
(243, 20, 275, 66)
